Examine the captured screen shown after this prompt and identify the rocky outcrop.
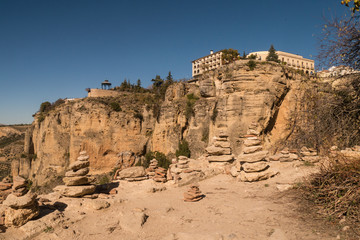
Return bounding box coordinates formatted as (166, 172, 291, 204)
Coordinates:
(206, 133, 234, 163)
(20, 61, 304, 186)
(115, 166, 148, 181)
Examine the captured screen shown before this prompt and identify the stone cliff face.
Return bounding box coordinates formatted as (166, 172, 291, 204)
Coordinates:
(19, 60, 305, 186)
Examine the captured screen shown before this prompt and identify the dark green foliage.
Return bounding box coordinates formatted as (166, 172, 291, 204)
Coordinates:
(247, 60, 257, 70)
(176, 139, 191, 158)
(211, 107, 218, 123)
(40, 102, 52, 113)
(247, 54, 257, 60)
(242, 51, 246, 59)
(266, 44, 279, 62)
(166, 71, 174, 82)
(221, 48, 240, 64)
(110, 102, 122, 112)
(143, 151, 171, 169)
(37, 113, 45, 122)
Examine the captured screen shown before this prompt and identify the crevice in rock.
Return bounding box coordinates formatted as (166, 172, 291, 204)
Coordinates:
(262, 87, 290, 135)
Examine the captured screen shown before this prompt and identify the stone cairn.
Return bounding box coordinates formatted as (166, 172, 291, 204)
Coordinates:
(153, 167, 167, 183)
(0, 176, 13, 204)
(300, 147, 320, 163)
(183, 184, 204, 202)
(54, 151, 96, 197)
(146, 159, 158, 179)
(168, 156, 203, 184)
(205, 132, 234, 163)
(269, 148, 299, 162)
(234, 123, 278, 182)
(145, 159, 167, 183)
(2, 176, 39, 227)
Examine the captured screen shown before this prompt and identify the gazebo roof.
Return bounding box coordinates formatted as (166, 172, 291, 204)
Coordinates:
(101, 80, 111, 85)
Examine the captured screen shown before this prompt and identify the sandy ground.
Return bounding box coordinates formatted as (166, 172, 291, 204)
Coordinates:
(1, 161, 345, 240)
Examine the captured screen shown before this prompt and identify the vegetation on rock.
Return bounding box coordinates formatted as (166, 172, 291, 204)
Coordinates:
(266, 44, 279, 63)
(175, 139, 191, 158)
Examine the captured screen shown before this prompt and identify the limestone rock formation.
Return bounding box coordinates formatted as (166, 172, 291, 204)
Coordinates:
(269, 149, 299, 162)
(168, 156, 204, 186)
(0, 177, 12, 203)
(20, 61, 303, 186)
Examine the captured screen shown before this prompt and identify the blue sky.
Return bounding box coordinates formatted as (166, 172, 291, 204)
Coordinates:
(0, 0, 348, 124)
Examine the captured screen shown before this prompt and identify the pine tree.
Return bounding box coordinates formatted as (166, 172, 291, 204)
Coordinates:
(242, 51, 246, 59)
(266, 45, 279, 62)
(166, 71, 173, 82)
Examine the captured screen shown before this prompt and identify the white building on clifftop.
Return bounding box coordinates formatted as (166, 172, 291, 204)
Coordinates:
(192, 50, 223, 77)
(248, 51, 315, 74)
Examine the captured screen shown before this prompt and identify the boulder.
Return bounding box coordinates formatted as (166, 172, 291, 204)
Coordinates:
(63, 176, 89, 186)
(302, 156, 321, 163)
(12, 176, 27, 190)
(243, 146, 263, 154)
(238, 170, 278, 182)
(4, 203, 39, 227)
(242, 162, 269, 173)
(69, 160, 90, 171)
(84, 199, 110, 210)
(3, 193, 37, 209)
(214, 141, 231, 148)
(206, 146, 231, 155)
(230, 166, 239, 177)
(53, 185, 96, 197)
(238, 151, 268, 163)
(65, 167, 89, 177)
(116, 166, 146, 179)
(243, 139, 261, 147)
(207, 155, 234, 162)
(77, 155, 89, 161)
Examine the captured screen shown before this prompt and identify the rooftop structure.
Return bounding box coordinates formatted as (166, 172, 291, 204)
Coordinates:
(248, 51, 315, 74)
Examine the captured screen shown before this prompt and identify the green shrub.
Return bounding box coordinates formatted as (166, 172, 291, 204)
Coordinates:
(37, 113, 45, 122)
(247, 60, 257, 70)
(211, 107, 218, 123)
(39, 101, 52, 113)
(98, 175, 110, 185)
(175, 139, 191, 158)
(143, 151, 170, 169)
(110, 102, 122, 112)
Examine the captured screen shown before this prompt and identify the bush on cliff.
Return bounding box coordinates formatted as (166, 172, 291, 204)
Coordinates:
(141, 151, 171, 169)
(176, 139, 191, 158)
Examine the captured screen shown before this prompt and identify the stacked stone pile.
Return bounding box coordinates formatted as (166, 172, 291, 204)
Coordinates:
(153, 167, 167, 183)
(269, 149, 299, 162)
(300, 147, 320, 163)
(2, 176, 39, 227)
(146, 159, 158, 179)
(54, 151, 96, 197)
(115, 166, 148, 181)
(233, 124, 278, 182)
(206, 133, 234, 163)
(168, 156, 203, 185)
(183, 184, 204, 202)
(0, 176, 13, 203)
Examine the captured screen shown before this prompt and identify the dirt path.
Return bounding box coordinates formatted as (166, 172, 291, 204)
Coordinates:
(2, 161, 342, 240)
